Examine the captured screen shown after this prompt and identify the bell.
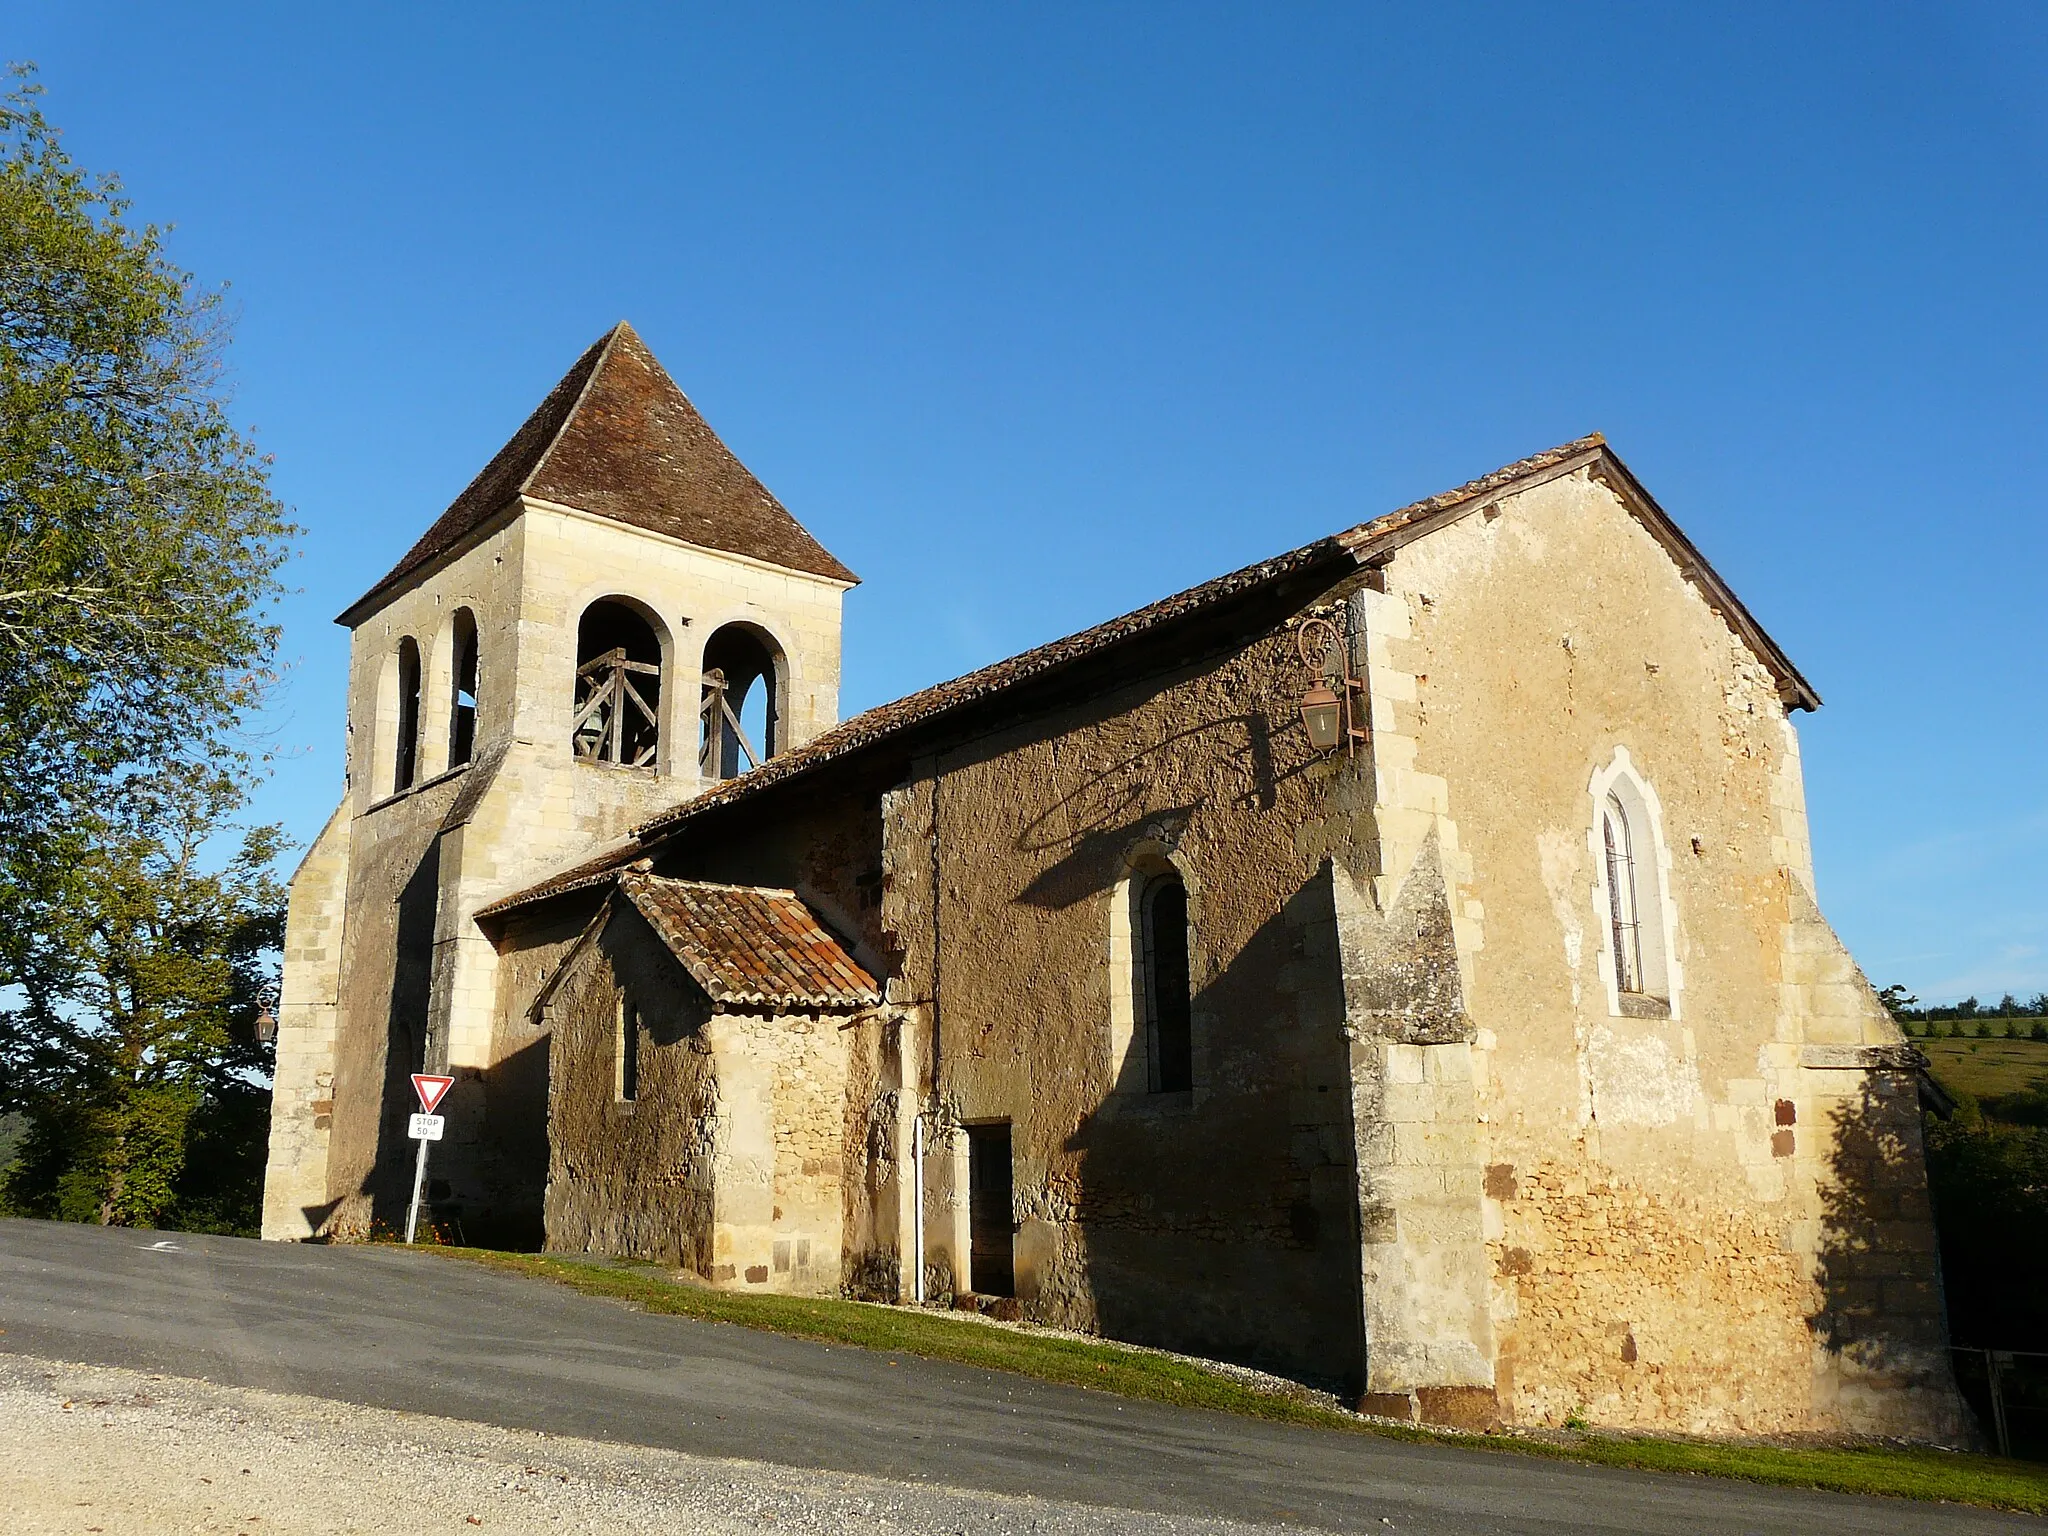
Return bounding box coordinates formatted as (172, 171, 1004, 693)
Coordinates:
(1300, 683, 1344, 752)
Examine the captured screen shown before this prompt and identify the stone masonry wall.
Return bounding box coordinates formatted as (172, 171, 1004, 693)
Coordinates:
(899, 635, 1366, 1385)
(1368, 463, 1962, 1438)
(259, 804, 352, 1240)
(268, 496, 850, 1242)
(540, 899, 856, 1295)
(543, 902, 720, 1271)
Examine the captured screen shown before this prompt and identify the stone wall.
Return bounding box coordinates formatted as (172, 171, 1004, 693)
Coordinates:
(890, 638, 1366, 1384)
(544, 902, 719, 1269)
(259, 803, 352, 1240)
(540, 899, 855, 1294)
(1353, 463, 1964, 1438)
(266, 495, 850, 1242)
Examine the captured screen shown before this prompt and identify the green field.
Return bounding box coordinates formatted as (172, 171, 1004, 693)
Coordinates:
(1918, 1035, 2048, 1114)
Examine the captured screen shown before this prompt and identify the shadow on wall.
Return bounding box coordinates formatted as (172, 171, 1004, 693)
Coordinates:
(1062, 868, 1364, 1392)
(1810, 1074, 1965, 1435)
(471, 1031, 550, 1251)
(1012, 712, 1283, 895)
(371, 842, 440, 1231)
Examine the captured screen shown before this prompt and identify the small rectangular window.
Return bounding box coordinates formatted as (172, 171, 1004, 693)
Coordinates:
(616, 994, 640, 1102)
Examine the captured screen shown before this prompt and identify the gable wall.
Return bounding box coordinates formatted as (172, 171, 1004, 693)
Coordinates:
(1374, 465, 1958, 1437)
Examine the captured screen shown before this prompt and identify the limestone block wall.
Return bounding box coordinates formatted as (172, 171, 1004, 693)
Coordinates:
(1362, 462, 1962, 1439)
(260, 804, 353, 1240)
(515, 503, 847, 783)
(704, 1008, 851, 1294)
(316, 771, 471, 1239)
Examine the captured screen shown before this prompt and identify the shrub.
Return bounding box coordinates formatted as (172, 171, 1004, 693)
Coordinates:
(1924, 1118, 2048, 1349)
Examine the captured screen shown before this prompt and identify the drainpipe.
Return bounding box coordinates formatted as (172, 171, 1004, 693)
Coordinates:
(910, 1111, 926, 1305)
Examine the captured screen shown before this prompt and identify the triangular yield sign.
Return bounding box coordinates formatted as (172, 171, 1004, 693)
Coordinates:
(411, 1074, 454, 1114)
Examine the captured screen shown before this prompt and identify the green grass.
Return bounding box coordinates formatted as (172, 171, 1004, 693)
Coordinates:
(430, 1247, 2048, 1514)
(1920, 1036, 2048, 1108)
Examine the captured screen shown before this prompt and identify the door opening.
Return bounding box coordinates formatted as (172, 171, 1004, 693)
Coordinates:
(966, 1122, 1015, 1298)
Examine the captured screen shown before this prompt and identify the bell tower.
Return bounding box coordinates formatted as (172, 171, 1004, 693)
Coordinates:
(262, 323, 857, 1243)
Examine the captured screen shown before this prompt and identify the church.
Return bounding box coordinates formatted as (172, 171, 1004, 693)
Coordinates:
(263, 321, 1965, 1440)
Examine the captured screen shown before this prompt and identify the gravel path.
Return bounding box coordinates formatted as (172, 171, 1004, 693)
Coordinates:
(0, 1352, 1307, 1535)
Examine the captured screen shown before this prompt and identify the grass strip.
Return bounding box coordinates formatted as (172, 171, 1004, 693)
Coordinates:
(432, 1247, 2048, 1514)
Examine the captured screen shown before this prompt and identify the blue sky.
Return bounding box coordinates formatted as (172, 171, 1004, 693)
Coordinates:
(14, 4, 2047, 1004)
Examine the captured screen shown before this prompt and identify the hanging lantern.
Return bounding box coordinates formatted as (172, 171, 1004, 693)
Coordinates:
(1299, 682, 1345, 752)
(1293, 614, 1367, 756)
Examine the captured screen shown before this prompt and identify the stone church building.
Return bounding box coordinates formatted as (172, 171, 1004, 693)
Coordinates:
(263, 321, 1964, 1440)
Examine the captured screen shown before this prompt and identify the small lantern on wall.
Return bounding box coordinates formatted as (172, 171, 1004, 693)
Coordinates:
(1295, 615, 1367, 757)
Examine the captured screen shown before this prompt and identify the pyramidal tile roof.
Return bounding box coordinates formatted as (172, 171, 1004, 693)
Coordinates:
(343, 323, 856, 619)
(617, 870, 880, 1010)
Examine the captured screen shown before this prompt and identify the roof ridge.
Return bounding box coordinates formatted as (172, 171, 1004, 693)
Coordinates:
(480, 430, 1810, 923)
(619, 435, 1611, 845)
(1333, 431, 1606, 549)
(622, 870, 801, 900)
(516, 320, 630, 503)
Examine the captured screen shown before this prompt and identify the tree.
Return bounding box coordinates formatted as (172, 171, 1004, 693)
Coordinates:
(1877, 983, 1919, 1020)
(0, 64, 293, 1230)
(1924, 1114, 2048, 1350)
(0, 63, 292, 952)
(0, 764, 282, 1228)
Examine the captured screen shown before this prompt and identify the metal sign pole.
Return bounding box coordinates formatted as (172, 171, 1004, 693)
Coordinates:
(404, 1134, 431, 1245)
(401, 1073, 454, 1246)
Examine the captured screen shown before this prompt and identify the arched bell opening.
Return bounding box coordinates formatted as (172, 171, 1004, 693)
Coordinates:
(574, 599, 664, 769)
(392, 636, 422, 793)
(699, 622, 783, 780)
(447, 607, 480, 768)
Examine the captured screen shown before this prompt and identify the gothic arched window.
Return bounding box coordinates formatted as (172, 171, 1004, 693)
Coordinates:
(1592, 750, 1677, 1018)
(1602, 792, 1644, 995)
(574, 599, 663, 768)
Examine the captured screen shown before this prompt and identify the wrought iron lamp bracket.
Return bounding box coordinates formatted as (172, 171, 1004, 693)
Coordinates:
(1294, 614, 1369, 757)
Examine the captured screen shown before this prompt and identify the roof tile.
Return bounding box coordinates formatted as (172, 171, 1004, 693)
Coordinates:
(618, 871, 879, 1011)
(344, 323, 855, 620)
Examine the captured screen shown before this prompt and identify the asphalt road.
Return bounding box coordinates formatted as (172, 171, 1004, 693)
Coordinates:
(0, 1219, 2025, 1534)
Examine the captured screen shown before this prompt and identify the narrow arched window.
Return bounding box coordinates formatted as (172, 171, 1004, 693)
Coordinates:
(574, 600, 662, 767)
(393, 637, 422, 792)
(448, 609, 479, 767)
(699, 623, 782, 780)
(1593, 753, 1676, 1017)
(1140, 872, 1193, 1092)
(1602, 792, 1643, 995)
